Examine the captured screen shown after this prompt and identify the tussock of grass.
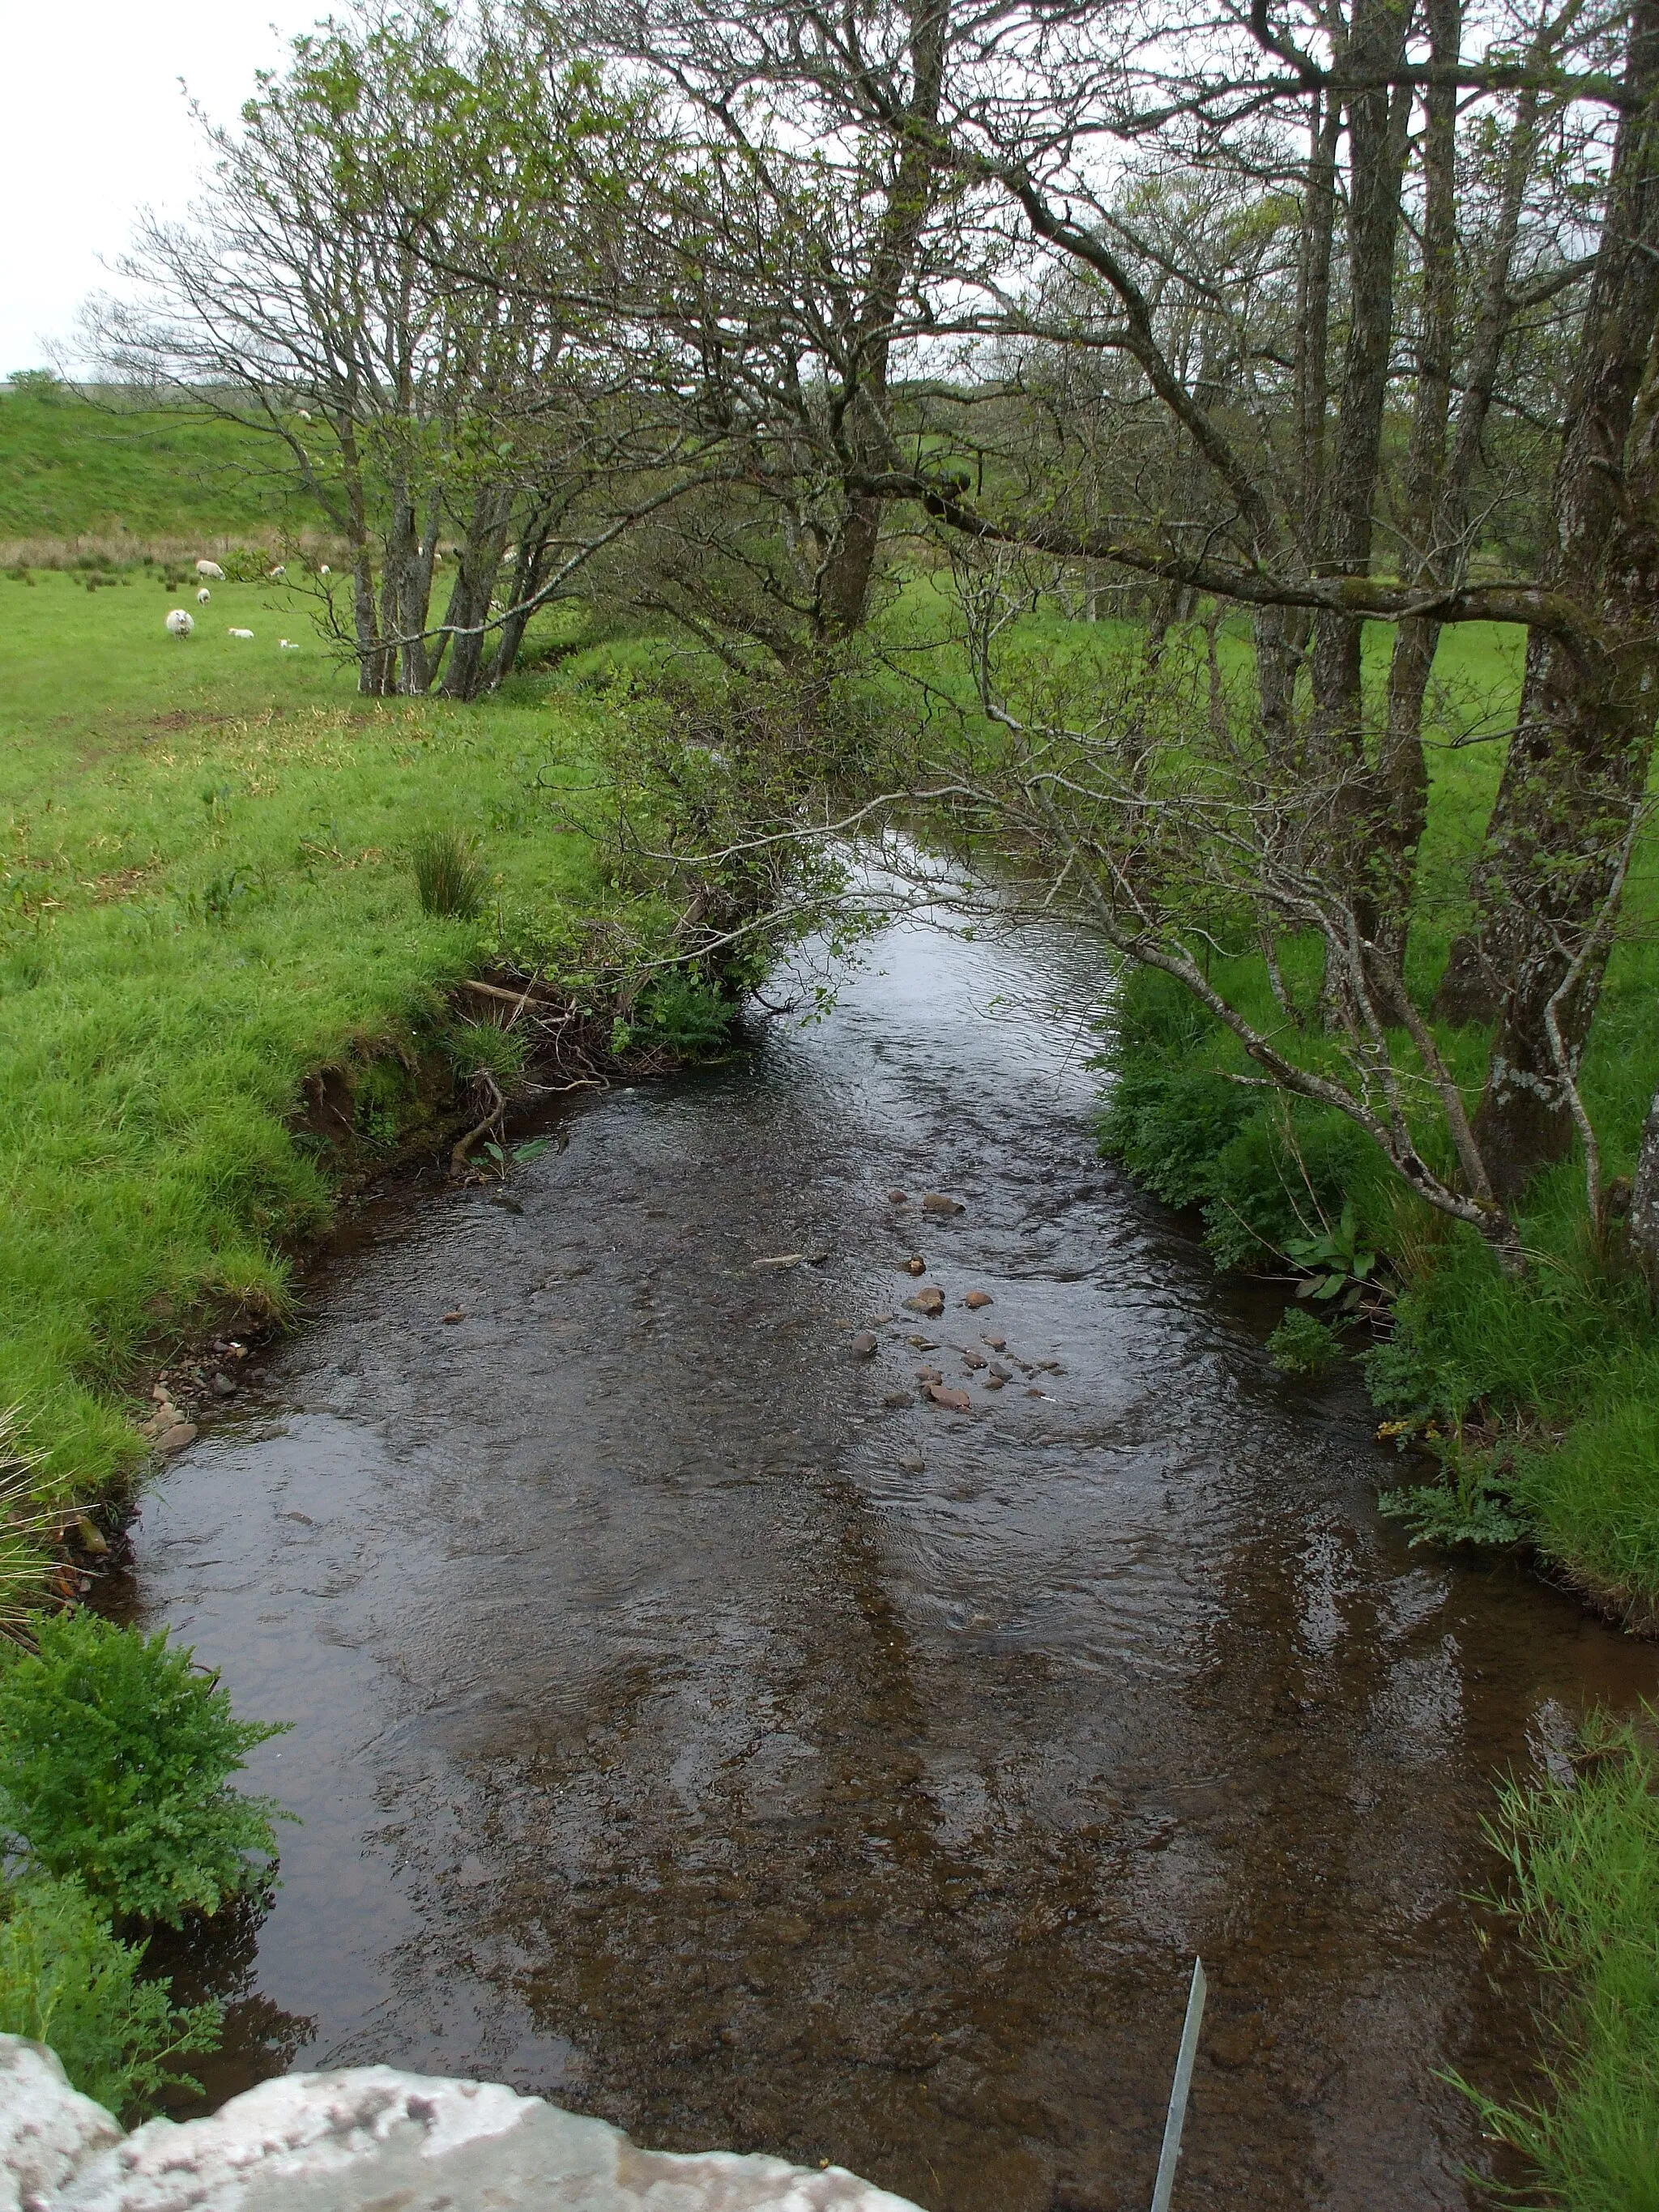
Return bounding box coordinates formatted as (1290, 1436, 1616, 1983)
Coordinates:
(0, 569, 603, 1498)
(1466, 1719, 1659, 2210)
(411, 825, 491, 919)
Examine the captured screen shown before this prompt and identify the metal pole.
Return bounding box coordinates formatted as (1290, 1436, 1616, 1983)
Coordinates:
(1149, 1958, 1206, 2212)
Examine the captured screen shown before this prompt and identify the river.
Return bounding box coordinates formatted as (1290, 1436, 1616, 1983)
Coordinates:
(115, 901, 1659, 2210)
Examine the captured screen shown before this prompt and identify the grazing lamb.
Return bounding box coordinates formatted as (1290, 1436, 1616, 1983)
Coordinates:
(278, 638, 300, 650)
(164, 609, 194, 638)
(268, 565, 287, 580)
(318, 563, 331, 577)
(194, 560, 225, 581)
(228, 627, 254, 639)
(196, 586, 211, 605)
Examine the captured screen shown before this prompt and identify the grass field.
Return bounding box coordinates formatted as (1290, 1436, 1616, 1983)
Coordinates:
(0, 564, 619, 1506)
(0, 386, 311, 552)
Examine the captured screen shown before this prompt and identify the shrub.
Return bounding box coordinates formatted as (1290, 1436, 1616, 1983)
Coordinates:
(1266, 1308, 1342, 1376)
(0, 1613, 288, 1924)
(636, 970, 733, 1055)
(0, 1874, 219, 2119)
(410, 827, 490, 920)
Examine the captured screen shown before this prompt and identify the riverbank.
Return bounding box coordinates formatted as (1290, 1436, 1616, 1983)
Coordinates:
(0, 565, 658, 1543)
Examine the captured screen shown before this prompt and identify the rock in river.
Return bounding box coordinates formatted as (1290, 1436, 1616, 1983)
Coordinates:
(850, 1331, 878, 1358)
(921, 1192, 963, 1215)
(925, 1382, 972, 1411)
(0, 2039, 927, 2212)
(963, 1290, 993, 1310)
(904, 1288, 945, 1318)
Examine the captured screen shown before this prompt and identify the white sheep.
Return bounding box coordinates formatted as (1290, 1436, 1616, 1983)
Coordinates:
(318, 563, 331, 578)
(278, 638, 300, 650)
(296, 409, 312, 422)
(228, 627, 254, 639)
(268, 565, 287, 580)
(194, 560, 225, 581)
(196, 586, 211, 605)
(164, 609, 194, 638)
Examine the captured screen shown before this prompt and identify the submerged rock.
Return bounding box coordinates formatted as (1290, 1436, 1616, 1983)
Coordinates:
(920, 1194, 962, 1216)
(850, 1331, 878, 1357)
(3, 2042, 928, 2212)
(903, 1288, 945, 1318)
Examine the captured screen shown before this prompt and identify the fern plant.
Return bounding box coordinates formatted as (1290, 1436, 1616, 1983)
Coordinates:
(0, 1874, 220, 2118)
(0, 1613, 289, 1924)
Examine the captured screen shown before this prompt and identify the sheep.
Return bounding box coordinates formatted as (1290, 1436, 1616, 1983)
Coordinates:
(268, 565, 287, 580)
(164, 609, 194, 638)
(228, 627, 254, 639)
(196, 586, 211, 606)
(296, 409, 312, 422)
(277, 638, 300, 650)
(194, 560, 225, 581)
(318, 563, 331, 578)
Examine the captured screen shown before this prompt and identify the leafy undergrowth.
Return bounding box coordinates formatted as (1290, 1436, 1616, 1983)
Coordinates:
(0, 567, 634, 1507)
(1464, 1719, 1659, 2210)
(1096, 895, 1659, 1614)
(0, 1611, 291, 2121)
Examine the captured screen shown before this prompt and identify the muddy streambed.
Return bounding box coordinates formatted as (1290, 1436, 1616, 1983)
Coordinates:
(113, 906, 1657, 2211)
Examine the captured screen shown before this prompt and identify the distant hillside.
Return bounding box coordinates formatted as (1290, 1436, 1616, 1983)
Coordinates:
(0, 388, 311, 545)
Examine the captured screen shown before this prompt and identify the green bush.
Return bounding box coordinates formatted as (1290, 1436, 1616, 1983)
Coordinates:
(1267, 1307, 1343, 1376)
(636, 970, 733, 1055)
(0, 1613, 288, 1924)
(410, 826, 490, 920)
(0, 1874, 219, 2119)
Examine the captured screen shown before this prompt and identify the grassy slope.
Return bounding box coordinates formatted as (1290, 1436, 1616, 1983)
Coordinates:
(0, 390, 303, 544)
(0, 565, 606, 1502)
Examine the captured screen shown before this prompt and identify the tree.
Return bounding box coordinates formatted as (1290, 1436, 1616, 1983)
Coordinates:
(795, 0, 1657, 1196)
(558, 0, 990, 662)
(92, 1, 648, 697)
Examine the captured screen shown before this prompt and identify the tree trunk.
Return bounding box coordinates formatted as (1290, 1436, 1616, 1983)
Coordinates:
(1308, 8, 1411, 767)
(1369, 0, 1461, 972)
(1439, 0, 1659, 1188)
(1631, 1083, 1659, 1292)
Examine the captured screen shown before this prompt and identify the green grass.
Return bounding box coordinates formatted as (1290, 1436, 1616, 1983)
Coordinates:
(0, 565, 615, 1502)
(1469, 1718, 1659, 2210)
(0, 389, 309, 549)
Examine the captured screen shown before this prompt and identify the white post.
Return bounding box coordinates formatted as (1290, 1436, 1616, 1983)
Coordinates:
(1149, 1958, 1207, 2212)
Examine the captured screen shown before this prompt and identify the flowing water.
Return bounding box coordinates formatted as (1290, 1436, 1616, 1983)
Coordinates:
(116, 906, 1658, 2210)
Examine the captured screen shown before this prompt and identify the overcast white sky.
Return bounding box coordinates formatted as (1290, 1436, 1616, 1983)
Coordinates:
(0, 2, 331, 378)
